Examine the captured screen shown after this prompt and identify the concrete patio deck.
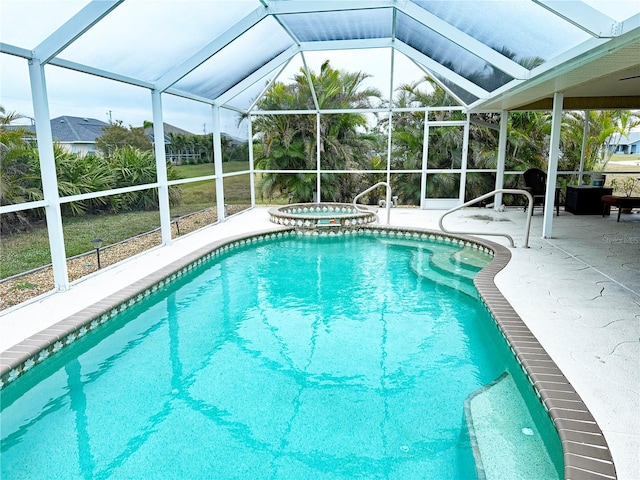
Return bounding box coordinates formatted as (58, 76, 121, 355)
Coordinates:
(1, 206, 638, 479)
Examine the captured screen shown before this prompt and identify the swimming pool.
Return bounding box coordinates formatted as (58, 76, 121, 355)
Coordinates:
(1, 230, 565, 479)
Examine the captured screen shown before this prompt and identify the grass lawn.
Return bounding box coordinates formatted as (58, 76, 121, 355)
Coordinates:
(1, 211, 163, 279)
(1, 162, 252, 279)
(601, 155, 640, 195)
(171, 162, 252, 214)
(609, 153, 640, 163)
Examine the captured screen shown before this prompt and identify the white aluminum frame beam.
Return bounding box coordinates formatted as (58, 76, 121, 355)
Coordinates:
(420, 114, 429, 209)
(156, 6, 269, 92)
(215, 45, 300, 106)
(164, 89, 216, 106)
(151, 90, 172, 245)
(248, 116, 256, 207)
(212, 106, 226, 221)
(408, 57, 468, 107)
(268, 0, 304, 51)
(50, 58, 155, 90)
(316, 113, 321, 200)
(533, 0, 618, 38)
(301, 52, 320, 111)
(494, 110, 508, 209)
(578, 110, 590, 186)
(458, 114, 470, 204)
(394, 41, 489, 99)
(398, 1, 530, 80)
(266, 0, 395, 15)
(0, 43, 32, 59)
(0, 42, 155, 90)
(0, 200, 48, 215)
(28, 60, 69, 291)
(542, 92, 563, 238)
(251, 108, 467, 115)
(298, 38, 393, 52)
(386, 111, 393, 186)
(33, 0, 123, 64)
(247, 59, 293, 112)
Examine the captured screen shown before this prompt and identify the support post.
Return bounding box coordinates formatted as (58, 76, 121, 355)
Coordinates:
(386, 111, 393, 186)
(459, 113, 470, 204)
(542, 92, 564, 238)
(212, 105, 226, 221)
(420, 118, 429, 209)
(494, 110, 508, 210)
(316, 113, 321, 202)
(578, 110, 589, 186)
(151, 90, 171, 244)
(248, 115, 256, 207)
(28, 59, 69, 291)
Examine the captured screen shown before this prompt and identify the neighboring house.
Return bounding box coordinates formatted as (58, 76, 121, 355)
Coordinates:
(609, 131, 640, 155)
(144, 122, 195, 164)
(144, 122, 246, 164)
(12, 116, 109, 156)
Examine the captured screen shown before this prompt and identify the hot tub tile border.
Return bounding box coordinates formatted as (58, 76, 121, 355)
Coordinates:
(0, 225, 616, 479)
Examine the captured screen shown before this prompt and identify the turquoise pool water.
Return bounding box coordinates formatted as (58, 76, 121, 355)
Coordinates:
(1, 234, 562, 479)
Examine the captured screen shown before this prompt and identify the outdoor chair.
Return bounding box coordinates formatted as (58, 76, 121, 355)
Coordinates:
(522, 168, 560, 216)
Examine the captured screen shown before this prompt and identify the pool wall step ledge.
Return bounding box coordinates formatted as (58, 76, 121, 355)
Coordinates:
(465, 372, 561, 479)
(379, 237, 486, 298)
(473, 241, 617, 480)
(0, 225, 618, 480)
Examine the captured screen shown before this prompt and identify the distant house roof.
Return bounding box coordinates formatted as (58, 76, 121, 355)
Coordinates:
(145, 123, 194, 143)
(50, 116, 109, 143)
(14, 116, 109, 143)
(610, 131, 640, 146)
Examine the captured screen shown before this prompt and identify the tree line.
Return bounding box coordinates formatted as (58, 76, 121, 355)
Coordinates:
(0, 110, 181, 234)
(1, 60, 638, 233)
(252, 61, 638, 205)
(0, 112, 249, 234)
(98, 120, 248, 164)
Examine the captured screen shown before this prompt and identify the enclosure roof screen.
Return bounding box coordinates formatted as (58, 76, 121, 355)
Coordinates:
(1, 0, 639, 113)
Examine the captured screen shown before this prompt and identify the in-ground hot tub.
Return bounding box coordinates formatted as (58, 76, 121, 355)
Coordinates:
(268, 202, 378, 229)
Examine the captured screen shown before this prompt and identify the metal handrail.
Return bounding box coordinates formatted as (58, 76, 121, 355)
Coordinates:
(354, 181, 391, 224)
(438, 188, 534, 248)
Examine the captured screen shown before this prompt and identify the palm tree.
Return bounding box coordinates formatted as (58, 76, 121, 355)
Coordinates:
(506, 111, 550, 171)
(169, 133, 185, 164)
(0, 107, 44, 233)
(387, 77, 467, 202)
(253, 61, 383, 202)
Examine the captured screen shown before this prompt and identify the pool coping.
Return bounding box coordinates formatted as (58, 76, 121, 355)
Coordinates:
(0, 225, 616, 480)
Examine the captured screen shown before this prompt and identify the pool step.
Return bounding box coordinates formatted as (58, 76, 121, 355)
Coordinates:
(409, 251, 478, 298)
(464, 373, 560, 480)
(429, 247, 479, 282)
(379, 238, 489, 273)
(380, 238, 488, 297)
(452, 246, 493, 270)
